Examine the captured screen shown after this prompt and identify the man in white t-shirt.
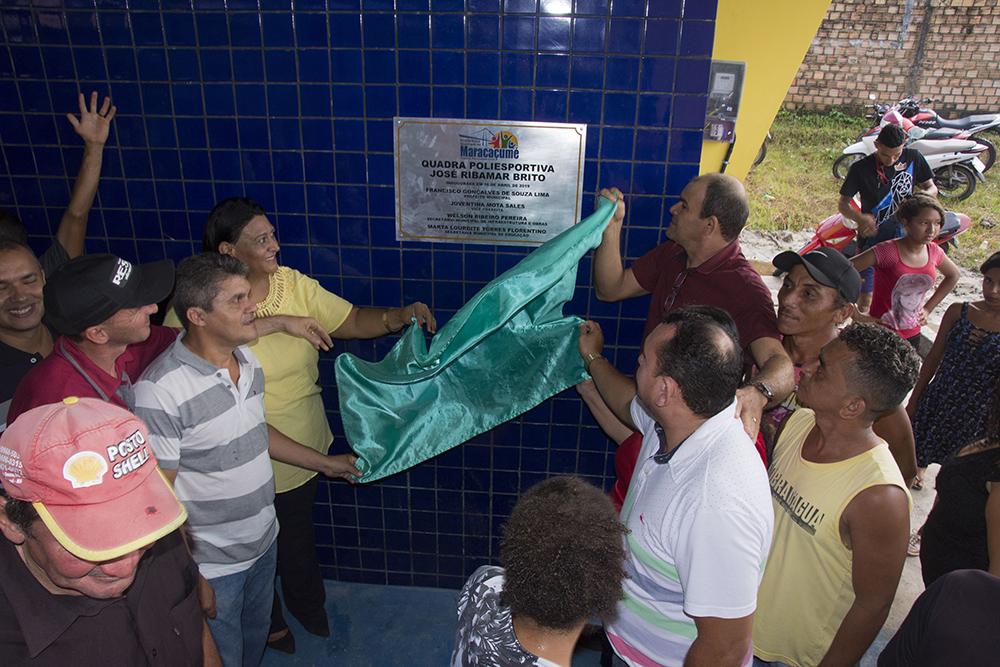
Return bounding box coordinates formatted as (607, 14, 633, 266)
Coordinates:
(578, 305, 773, 667)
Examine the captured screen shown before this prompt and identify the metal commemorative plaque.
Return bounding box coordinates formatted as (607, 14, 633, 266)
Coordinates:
(394, 117, 587, 245)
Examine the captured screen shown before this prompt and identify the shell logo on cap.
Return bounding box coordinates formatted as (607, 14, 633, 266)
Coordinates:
(63, 451, 108, 489)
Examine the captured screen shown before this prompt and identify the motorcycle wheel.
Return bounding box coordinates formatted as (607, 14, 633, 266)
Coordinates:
(752, 132, 772, 168)
(832, 153, 863, 180)
(934, 163, 977, 201)
(974, 136, 996, 172)
(753, 141, 767, 167)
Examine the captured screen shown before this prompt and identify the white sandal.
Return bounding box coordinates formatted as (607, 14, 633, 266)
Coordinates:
(907, 530, 921, 557)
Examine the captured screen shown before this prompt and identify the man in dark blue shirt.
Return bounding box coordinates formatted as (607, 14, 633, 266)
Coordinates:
(838, 123, 938, 312)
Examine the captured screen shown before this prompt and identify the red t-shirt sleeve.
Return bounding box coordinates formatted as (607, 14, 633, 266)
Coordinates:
(872, 240, 897, 269)
(929, 243, 945, 268)
(754, 431, 768, 468)
(629, 242, 671, 293)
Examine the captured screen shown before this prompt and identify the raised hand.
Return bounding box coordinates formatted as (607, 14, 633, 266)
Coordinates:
(599, 186, 625, 235)
(734, 386, 767, 440)
(66, 91, 116, 146)
(578, 320, 605, 358)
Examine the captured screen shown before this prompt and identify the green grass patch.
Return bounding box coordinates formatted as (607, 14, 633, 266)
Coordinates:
(745, 109, 998, 270)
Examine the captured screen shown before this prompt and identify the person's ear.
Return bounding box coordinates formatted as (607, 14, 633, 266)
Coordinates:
(656, 375, 680, 409)
(185, 306, 207, 328)
(840, 394, 868, 421)
(833, 303, 854, 327)
(81, 324, 109, 345)
(0, 498, 28, 546)
(703, 215, 720, 239)
(218, 241, 237, 257)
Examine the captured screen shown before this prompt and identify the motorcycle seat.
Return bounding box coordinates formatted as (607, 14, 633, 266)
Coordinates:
(936, 114, 998, 129)
(941, 211, 961, 235)
(922, 128, 961, 140)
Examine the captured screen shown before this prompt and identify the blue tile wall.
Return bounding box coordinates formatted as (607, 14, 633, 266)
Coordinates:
(0, 1, 715, 589)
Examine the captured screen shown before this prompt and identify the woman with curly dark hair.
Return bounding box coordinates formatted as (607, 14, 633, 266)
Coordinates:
(452, 476, 628, 667)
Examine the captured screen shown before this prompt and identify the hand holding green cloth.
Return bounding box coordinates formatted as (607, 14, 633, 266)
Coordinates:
(335, 197, 618, 482)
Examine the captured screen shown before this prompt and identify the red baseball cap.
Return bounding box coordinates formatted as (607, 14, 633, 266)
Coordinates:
(0, 397, 186, 561)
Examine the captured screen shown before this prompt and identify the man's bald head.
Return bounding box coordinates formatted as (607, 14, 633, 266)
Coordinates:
(692, 173, 749, 242)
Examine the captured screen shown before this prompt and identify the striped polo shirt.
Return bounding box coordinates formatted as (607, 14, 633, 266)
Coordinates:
(606, 397, 773, 667)
(133, 336, 278, 580)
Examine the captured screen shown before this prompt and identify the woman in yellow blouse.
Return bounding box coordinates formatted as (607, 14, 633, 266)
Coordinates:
(193, 197, 436, 652)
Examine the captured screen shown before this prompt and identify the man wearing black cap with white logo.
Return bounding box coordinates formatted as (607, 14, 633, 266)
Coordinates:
(7, 254, 338, 427)
(8, 254, 176, 425)
(765, 247, 918, 484)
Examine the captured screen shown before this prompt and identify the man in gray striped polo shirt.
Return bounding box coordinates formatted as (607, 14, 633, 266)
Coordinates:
(134, 253, 279, 667)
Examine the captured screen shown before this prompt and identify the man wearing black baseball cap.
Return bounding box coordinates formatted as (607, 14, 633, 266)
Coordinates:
(7, 254, 178, 424)
(772, 247, 862, 305)
(763, 247, 917, 484)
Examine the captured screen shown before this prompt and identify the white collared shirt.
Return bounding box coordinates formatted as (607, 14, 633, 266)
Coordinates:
(606, 397, 774, 667)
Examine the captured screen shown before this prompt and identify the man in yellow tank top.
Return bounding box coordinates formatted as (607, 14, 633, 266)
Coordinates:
(752, 324, 919, 667)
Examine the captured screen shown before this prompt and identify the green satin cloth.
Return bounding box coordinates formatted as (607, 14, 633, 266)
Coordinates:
(335, 197, 617, 482)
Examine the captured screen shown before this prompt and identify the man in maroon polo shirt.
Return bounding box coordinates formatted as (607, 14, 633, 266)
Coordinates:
(592, 174, 794, 437)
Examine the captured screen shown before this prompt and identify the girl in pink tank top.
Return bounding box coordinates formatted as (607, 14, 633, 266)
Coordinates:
(851, 194, 961, 344)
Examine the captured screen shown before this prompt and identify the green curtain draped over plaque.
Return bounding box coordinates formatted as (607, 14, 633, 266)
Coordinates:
(335, 197, 617, 482)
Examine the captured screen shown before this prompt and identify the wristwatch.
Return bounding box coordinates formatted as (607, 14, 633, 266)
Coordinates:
(748, 381, 774, 402)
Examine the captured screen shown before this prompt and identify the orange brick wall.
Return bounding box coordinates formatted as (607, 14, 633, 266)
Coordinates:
(784, 0, 1000, 115)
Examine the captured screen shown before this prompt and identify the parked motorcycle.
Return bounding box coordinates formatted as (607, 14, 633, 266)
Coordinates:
(870, 96, 1000, 135)
(866, 97, 1000, 170)
(833, 108, 988, 201)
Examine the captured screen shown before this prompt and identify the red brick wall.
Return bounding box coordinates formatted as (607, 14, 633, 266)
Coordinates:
(784, 0, 1000, 115)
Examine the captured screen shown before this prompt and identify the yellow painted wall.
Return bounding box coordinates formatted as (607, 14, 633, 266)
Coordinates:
(699, 0, 831, 179)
